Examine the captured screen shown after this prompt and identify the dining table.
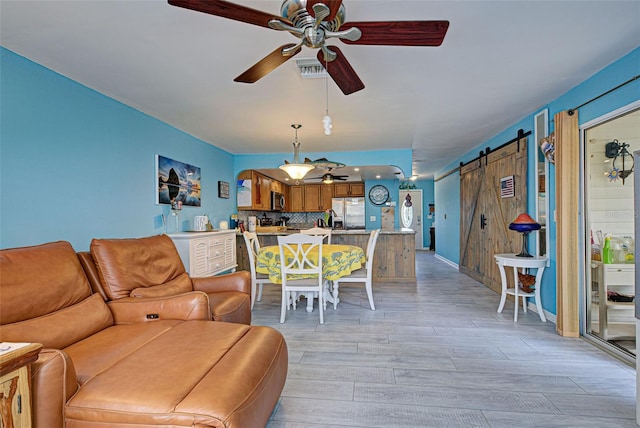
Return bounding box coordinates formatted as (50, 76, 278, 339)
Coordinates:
(256, 243, 366, 312)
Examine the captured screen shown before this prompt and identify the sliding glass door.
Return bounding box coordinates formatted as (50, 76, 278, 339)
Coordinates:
(583, 104, 639, 360)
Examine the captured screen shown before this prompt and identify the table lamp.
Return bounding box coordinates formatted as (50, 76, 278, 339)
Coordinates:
(509, 213, 541, 258)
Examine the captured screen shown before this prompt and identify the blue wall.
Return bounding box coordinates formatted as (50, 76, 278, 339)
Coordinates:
(434, 47, 640, 316)
(0, 47, 415, 251)
(0, 48, 237, 251)
(434, 172, 460, 262)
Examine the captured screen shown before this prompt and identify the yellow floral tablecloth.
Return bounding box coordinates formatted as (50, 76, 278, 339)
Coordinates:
(256, 244, 365, 284)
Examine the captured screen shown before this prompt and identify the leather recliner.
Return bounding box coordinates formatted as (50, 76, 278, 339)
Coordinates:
(80, 234, 252, 324)
(0, 240, 288, 427)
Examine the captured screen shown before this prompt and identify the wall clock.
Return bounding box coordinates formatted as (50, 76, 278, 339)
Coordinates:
(369, 185, 390, 206)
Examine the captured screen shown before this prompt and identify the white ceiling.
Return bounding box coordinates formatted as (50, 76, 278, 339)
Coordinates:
(2, 0, 639, 179)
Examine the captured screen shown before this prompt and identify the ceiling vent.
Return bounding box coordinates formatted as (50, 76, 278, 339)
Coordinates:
(295, 58, 328, 79)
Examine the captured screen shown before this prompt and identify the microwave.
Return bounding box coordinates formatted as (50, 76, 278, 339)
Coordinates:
(271, 191, 285, 211)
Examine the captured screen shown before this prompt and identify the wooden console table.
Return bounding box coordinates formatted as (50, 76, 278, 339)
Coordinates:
(0, 342, 42, 427)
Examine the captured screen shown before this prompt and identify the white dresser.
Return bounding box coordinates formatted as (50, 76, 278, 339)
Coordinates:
(169, 230, 237, 277)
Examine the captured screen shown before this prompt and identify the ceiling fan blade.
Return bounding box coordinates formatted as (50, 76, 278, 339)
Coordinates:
(340, 21, 449, 46)
(306, 0, 343, 21)
(234, 44, 301, 83)
(317, 47, 364, 95)
(167, 0, 292, 28)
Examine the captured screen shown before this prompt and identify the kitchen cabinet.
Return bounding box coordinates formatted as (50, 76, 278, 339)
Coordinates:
(169, 230, 237, 277)
(304, 185, 321, 211)
(0, 342, 42, 428)
(271, 180, 283, 193)
(333, 182, 364, 197)
(256, 173, 271, 210)
(237, 170, 290, 211)
(303, 184, 333, 212)
(592, 262, 635, 340)
(237, 170, 272, 211)
(289, 185, 305, 212)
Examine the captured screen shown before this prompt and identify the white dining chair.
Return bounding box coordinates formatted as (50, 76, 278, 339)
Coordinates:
(333, 229, 380, 310)
(277, 233, 325, 324)
(242, 231, 275, 310)
(299, 226, 332, 244)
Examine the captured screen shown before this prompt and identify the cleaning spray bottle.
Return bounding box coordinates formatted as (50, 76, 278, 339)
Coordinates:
(602, 235, 613, 264)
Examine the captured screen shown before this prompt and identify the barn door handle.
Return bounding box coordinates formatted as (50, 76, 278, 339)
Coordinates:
(480, 214, 487, 230)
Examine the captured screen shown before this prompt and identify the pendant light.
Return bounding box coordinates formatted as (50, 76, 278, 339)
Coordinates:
(279, 124, 314, 180)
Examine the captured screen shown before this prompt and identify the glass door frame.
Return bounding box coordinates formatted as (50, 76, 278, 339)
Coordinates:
(580, 99, 640, 364)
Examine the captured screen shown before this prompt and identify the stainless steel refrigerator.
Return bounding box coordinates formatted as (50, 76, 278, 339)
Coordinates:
(332, 197, 366, 229)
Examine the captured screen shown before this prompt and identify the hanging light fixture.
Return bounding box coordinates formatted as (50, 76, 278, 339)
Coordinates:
(279, 124, 315, 180)
(322, 173, 334, 184)
(322, 59, 332, 136)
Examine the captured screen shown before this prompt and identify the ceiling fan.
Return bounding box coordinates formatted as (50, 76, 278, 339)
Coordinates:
(167, 0, 449, 95)
(307, 173, 349, 183)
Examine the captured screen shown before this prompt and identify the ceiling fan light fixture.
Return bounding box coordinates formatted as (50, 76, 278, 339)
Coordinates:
(322, 173, 334, 184)
(323, 114, 332, 135)
(279, 124, 315, 180)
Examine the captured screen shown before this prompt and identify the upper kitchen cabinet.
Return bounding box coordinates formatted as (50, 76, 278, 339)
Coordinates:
(304, 184, 333, 212)
(288, 184, 333, 212)
(320, 184, 333, 210)
(237, 170, 272, 211)
(289, 185, 304, 212)
(333, 182, 364, 197)
(271, 180, 284, 193)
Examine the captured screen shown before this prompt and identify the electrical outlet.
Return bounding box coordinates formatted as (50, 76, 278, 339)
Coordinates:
(370, 216, 376, 222)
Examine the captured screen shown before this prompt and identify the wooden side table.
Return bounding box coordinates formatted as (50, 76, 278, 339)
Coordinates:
(494, 253, 547, 322)
(0, 342, 42, 427)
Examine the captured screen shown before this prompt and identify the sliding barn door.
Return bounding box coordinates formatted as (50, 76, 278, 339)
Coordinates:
(460, 138, 528, 293)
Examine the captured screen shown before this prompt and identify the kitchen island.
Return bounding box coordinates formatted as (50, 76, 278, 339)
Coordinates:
(236, 228, 416, 283)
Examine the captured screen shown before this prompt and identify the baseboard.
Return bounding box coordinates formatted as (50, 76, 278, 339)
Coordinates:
(434, 254, 459, 269)
(526, 301, 557, 324)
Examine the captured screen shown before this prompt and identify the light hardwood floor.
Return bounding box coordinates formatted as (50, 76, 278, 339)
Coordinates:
(251, 251, 637, 427)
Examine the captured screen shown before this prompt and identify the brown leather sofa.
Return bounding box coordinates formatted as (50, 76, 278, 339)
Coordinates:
(0, 241, 288, 427)
(81, 234, 252, 325)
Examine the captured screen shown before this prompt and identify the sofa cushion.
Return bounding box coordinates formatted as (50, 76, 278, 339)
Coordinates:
(0, 294, 114, 349)
(130, 272, 192, 298)
(64, 320, 183, 385)
(91, 235, 187, 300)
(0, 241, 94, 324)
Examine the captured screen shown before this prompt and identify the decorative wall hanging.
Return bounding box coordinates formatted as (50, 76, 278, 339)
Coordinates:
(156, 155, 201, 207)
(500, 176, 515, 198)
(604, 139, 634, 185)
(538, 132, 555, 164)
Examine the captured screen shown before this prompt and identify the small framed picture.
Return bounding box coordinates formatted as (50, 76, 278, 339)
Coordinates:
(218, 181, 230, 199)
(500, 175, 515, 198)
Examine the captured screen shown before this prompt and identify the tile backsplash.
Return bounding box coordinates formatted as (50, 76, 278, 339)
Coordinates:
(238, 211, 325, 227)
